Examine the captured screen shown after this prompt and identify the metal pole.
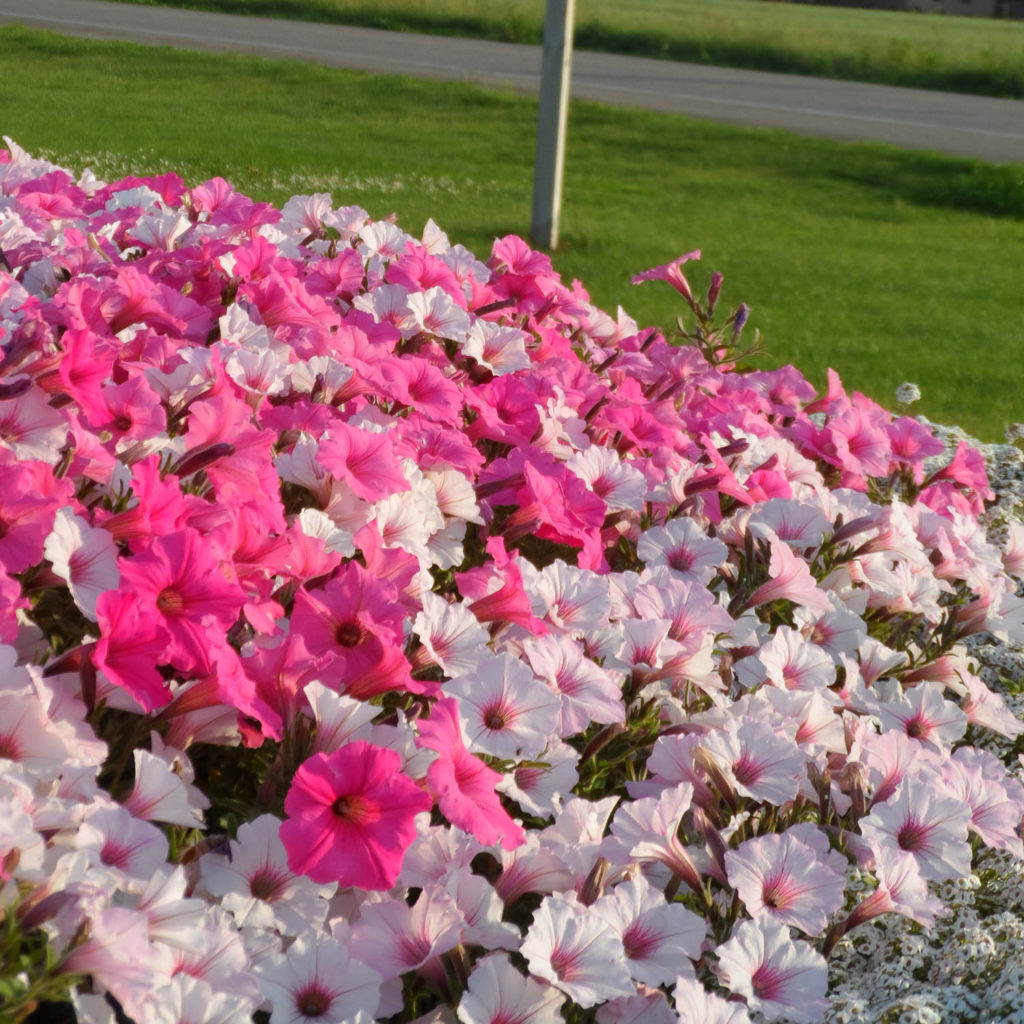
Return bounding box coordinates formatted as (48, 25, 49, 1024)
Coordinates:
(531, 0, 575, 250)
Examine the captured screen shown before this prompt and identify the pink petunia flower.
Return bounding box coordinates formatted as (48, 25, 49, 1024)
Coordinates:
(631, 250, 702, 302)
(416, 697, 526, 851)
(316, 420, 410, 503)
(290, 560, 415, 699)
(745, 534, 831, 616)
(280, 742, 431, 890)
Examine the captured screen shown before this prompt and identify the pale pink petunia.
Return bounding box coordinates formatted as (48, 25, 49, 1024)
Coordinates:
(457, 952, 565, 1024)
(724, 825, 846, 936)
(152, 975, 256, 1024)
(699, 719, 806, 806)
(523, 634, 625, 736)
(446, 652, 561, 761)
(955, 667, 1024, 738)
(443, 868, 522, 952)
(259, 929, 381, 1024)
(596, 987, 679, 1024)
(745, 534, 831, 615)
(74, 802, 170, 882)
(593, 874, 705, 986)
(167, 907, 261, 1005)
(840, 847, 945, 933)
(350, 884, 463, 982)
(637, 519, 728, 587)
(520, 892, 634, 1008)
(853, 727, 942, 809)
(0, 685, 70, 780)
(605, 782, 702, 893)
(630, 570, 734, 647)
(43, 506, 120, 620)
(746, 497, 832, 552)
(859, 776, 973, 882)
(493, 832, 576, 906)
(0, 383, 69, 462)
(198, 813, 335, 935)
(461, 319, 532, 375)
(413, 591, 491, 678)
(673, 975, 752, 1024)
(713, 918, 828, 1023)
(496, 739, 580, 820)
(876, 682, 967, 754)
(405, 284, 473, 342)
(943, 748, 1024, 857)
(121, 748, 207, 828)
(130, 865, 207, 952)
(301, 680, 380, 756)
(751, 625, 836, 694)
(566, 444, 648, 514)
(58, 907, 175, 1017)
(524, 558, 613, 638)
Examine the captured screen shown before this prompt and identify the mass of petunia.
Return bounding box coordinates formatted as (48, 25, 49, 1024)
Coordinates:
(2, 136, 1024, 1024)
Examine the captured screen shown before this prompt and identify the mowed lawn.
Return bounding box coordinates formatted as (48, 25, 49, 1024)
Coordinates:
(107, 0, 1024, 98)
(3, 25, 1024, 440)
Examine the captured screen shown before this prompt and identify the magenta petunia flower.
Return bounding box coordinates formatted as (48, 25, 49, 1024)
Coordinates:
(290, 559, 414, 699)
(280, 742, 431, 890)
(416, 697, 525, 851)
(116, 527, 245, 673)
(316, 420, 410, 503)
(630, 249, 702, 302)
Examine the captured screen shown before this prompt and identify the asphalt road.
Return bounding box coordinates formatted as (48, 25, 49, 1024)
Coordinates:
(3, 0, 1024, 163)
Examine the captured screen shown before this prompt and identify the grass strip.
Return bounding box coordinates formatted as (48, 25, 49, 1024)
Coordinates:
(104, 0, 1024, 99)
(3, 24, 1023, 440)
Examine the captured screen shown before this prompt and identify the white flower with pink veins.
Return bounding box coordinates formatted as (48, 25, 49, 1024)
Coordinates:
(714, 918, 828, 1023)
(520, 892, 634, 1008)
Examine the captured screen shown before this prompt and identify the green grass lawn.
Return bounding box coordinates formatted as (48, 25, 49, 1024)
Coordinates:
(105, 0, 1024, 98)
(4, 24, 1024, 441)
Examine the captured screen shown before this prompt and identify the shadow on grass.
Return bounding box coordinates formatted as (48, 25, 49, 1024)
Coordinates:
(833, 150, 1024, 220)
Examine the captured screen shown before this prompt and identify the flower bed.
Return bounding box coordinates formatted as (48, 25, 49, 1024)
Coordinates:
(2, 139, 1023, 1024)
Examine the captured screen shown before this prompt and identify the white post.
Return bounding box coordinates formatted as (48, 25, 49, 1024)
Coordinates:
(531, 0, 575, 250)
